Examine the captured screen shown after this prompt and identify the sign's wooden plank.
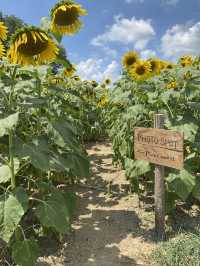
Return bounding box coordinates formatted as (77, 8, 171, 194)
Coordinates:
(134, 127, 183, 151)
(134, 127, 184, 170)
(134, 143, 184, 169)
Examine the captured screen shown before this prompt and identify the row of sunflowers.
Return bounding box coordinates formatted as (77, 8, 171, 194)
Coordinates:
(122, 50, 195, 81)
(0, 1, 109, 265)
(105, 50, 200, 214)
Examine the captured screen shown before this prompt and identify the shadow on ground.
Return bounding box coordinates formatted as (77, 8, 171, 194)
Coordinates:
(37, 141, 200, 266)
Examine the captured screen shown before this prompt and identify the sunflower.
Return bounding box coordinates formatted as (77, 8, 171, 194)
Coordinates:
(7, 27, 59, 66)
(129, 60, 152, 81)
(104, 78, 112, 85)
(159, 60, 167, 70)
(0, 21, 8, 41)
(179, 55, 193, 67)
(73, 75, 81, 81)
(51, 77, 64, 85)
(122, 51, 139, 69)
(184, 71, 192, 79)
(164, 61, 175, 69)
(0, 42, 5, 59)
(50, 0, 87, 36)
(97, 95, 108, 108)
(166, 81, 178, 89)
(91, 80, 98, 87)
(63, 64, 76, 77)
(148, 58, 161, 75)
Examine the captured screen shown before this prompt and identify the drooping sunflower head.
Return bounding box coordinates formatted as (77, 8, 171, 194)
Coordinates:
(179, 55, 193, 67)
(63, 64, 76, 77)
(91, 80, 98, 87)
(161, 61, 175, 70)
(122, 51, 139, 69)
(166, 81, 178, 89)
(159, 60, 167, 70)
(50, 0, 87, 36)
(129, 60, 152, 81)
(50, 77, 64, 85)
(7, 26, 59, 66)
(184, 70, 192, 79)
(0, 21, 8, 41)
(73, 75, 81, 81)
(104, 78, 112, 85)
(148, 58, 161, 75)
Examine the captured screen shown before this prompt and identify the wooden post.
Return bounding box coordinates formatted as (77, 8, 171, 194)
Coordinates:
(154, 114, 166, 240)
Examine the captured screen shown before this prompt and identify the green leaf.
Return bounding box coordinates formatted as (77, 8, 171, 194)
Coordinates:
(54, 57, 71, 68)
(0, 159, 20, 184)
(192, 177, 200, 201)
(172, 122, 198, 142)
(49, 119, 78, 150)
(52, 31, 63, 43)
(125, 158, 151, 178)
(0, 165, 11, 183)
(166, 169, 196, 200)
(35, 191, 72, 234)
(12, 239, 39, 266)
(40, 16, 50, 31)
(13, 137, 51, 172)
(64, 152, 90, 177)
(14, 187, 29, 212)
(0, 190, 28, 243)
(165, 191, 178, 214)
(0, 113, 19, 137)
(20, 96, 48, 107)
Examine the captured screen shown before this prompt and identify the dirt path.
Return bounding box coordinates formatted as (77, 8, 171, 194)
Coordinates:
(38, 141, 156, 266)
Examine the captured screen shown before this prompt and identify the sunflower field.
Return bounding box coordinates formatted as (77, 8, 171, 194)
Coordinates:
(1, 0, 200, 265)
(106, 51, 200, 212)
(0, 1, 108, 265)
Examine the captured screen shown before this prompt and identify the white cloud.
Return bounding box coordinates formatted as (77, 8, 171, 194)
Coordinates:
(141, 49, 157, 59)
(125, 0, 144, 4)
(125, 0, 179, 5)
(161, 21, 200, 58)
(91, 15, 155, 50)
(76, 58, 119, 82)
(163, 0, 180, 6)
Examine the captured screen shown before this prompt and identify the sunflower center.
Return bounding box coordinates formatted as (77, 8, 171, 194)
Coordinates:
(18, 32, 48, 56)
(167, 64, 173, 69)
(136, 65, 146, 75)
(126, 57, 137, 66)
(54, 6, 79, 26)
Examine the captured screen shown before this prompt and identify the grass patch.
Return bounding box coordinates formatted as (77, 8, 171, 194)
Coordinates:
(152, 232, 200, 266)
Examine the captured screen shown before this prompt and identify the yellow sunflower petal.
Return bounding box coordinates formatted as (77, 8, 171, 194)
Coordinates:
(50, 2, 87, 36)
(0, 41, 5, 59)
(0, 22, 8, 41)
(129, 60, 152, 81)
(7, 27, 59, 66)
(122, 51, 140, 69)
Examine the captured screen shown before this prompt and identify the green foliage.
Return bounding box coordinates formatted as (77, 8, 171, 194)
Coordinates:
(106, 63, 200, 211)
(0, 62, 92, 265)
(35, 190, 74, 234)
(152, 233, 200, 266)
(12, 239, 39, 266)
(0, 189, 28, 243)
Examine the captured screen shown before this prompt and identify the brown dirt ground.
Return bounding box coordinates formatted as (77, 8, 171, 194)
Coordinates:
(37, 141, 160, 266)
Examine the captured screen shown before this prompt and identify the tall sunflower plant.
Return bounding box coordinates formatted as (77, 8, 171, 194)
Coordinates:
(0, 2, 90, 266)
(106, 51, 200, 213)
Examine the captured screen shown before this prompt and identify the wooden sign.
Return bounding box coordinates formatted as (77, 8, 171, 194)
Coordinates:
(134, 127, 184, 170)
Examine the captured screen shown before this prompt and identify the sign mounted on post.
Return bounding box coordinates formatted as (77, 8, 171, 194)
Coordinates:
(134, 127, 184, 170)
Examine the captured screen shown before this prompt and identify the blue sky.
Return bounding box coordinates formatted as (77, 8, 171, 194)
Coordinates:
(1, 0, 200, 81)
